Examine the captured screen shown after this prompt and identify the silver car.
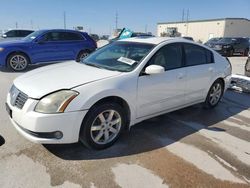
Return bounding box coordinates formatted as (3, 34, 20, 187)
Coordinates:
(0, 29, 34, 41)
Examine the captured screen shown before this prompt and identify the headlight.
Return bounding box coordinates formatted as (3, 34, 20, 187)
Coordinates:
(223, 45, 231, 48)
(35, 90, 79, 113)
(0, 47, 4, 52)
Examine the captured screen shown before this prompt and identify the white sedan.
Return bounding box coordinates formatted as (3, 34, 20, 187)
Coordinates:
(6, 37, 232, 149)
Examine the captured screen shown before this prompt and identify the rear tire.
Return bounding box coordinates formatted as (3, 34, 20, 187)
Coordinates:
(244, 48, 249, 57)
(227, 49, 234, 57)
(203, 80, 224, 109)
(79, 102, 126, 150)
(7, 53, 29, 71)
(76, 50, 90, 62)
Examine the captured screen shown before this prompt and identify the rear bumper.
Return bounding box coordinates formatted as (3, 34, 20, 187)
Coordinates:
(214, 49, 230, 56)
(224, 75, 232, 92)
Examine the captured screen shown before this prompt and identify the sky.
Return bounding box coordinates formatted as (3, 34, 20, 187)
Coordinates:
(0, 0, 249, 35)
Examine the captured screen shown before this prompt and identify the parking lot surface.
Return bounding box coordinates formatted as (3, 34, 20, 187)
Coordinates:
(0, 57, 249, 188)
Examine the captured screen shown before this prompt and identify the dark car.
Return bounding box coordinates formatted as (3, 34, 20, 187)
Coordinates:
(1, 29, 34, 41)
(210, 37, 249, 57)
(245, 53, 250, 77)
(90, 34, 99, 42)
(182, 36, 194, 41)
(131, 32, 154, 37)
(109, 28, 154, 43)
(204, 37, 222, 47)
(0, 29, 97, 71)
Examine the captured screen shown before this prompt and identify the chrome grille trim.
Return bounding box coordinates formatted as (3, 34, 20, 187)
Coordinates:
(9, 85, 28, 109)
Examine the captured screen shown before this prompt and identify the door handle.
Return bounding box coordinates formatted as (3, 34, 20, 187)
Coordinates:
(177, 73, 185, 79)
(208, 67, 214, 72)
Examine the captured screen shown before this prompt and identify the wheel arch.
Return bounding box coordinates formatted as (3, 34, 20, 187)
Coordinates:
(83, 95, 131, 130)
(210, 77, 225, 93)
(76, 49, 91, 61)
(6, 51, 31, 66)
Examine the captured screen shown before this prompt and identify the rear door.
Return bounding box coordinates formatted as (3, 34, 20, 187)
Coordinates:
(183, 43, 215, 103)
(55, 31, 86, 60)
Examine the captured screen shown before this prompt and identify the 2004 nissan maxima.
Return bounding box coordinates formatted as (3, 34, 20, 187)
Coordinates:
(6, 37, 232, 149)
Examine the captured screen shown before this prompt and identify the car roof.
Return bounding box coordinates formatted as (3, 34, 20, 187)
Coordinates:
(119, 37, 192, 45)
(6, 29, 34, 31)
(38, 29, 85, 33)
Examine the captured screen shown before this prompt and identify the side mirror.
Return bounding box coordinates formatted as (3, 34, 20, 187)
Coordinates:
(2, 34, 7, 38)
(145, 65, 165, 75)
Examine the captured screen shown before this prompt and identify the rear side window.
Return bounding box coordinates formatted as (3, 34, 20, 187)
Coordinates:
(43, 32, 84, 41)
(148, 43, 183, 71)
(5, 30, 17, 37)
(19, 30, 33, 37)
(43, 32, 61, 41)
(184, 43, 214, 66)
(61, 32, 84, 41)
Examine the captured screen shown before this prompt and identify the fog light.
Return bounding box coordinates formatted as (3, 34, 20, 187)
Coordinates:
(54, 131, 63, 139)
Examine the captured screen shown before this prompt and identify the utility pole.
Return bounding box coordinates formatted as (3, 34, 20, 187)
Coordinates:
(115, 11, 118, 30)
(182, 9, 185, 22)
(15, 22, 18, 29)
(30, 20, 33, 29)
(63, 11, 66, 29)
(186, 9, 189, 36)
(145, 24, 148, 33)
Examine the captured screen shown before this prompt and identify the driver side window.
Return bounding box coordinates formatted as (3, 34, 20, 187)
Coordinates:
(147, 43, 183, 71)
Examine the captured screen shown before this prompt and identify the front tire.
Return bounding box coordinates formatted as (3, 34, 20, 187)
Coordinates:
(7, 53, 29, 71)
(79, 103, 126, 150)
(203, 80, 224, 109)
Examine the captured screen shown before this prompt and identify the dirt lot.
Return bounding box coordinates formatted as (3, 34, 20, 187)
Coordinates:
(0, 57, 249, 188)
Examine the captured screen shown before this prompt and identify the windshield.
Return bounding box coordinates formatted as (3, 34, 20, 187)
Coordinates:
(22, 30, 44, 41)
(81, 42, 155, 72)
(218, 38, 235, 43)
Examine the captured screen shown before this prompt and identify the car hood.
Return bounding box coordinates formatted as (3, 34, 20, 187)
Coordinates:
(0, 39, 28, 47)
(14, 61, 122, 99)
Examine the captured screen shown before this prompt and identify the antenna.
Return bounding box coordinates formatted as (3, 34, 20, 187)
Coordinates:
(63, 11, 66, 29)
(115, 11, 118, 30)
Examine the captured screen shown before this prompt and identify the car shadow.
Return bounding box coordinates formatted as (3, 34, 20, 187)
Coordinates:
(0, 135, 5, 146)
(44, 90, 250, 160)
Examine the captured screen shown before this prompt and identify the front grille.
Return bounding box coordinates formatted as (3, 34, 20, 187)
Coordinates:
(15, 91, 28, 109)
(9, 85, 28, 109)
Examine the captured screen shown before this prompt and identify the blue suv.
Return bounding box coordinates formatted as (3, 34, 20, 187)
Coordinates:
(0, 29, 97, 71)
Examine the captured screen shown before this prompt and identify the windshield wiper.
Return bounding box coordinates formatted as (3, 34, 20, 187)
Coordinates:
(84, 63, 104, 69)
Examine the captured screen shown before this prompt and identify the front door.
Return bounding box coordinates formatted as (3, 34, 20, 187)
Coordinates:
(137, 43, 186, 118)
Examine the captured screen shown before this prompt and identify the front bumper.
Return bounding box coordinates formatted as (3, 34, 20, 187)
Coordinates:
(6, 93, 87, 144)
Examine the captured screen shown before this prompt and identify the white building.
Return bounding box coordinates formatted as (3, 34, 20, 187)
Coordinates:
(157, 18, 250, 43)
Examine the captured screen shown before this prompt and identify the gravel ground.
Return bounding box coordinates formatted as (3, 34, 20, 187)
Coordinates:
(0, 57, 249, 188)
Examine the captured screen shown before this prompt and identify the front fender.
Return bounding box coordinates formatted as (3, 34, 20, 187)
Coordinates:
(68, 89, 136, 126)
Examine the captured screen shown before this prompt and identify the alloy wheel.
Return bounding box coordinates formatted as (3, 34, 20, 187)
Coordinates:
(90, 110, 122, 145)
(209, 83, 222, 105)
(9, 55, 28, 71)
(79, 52, 89, 61)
